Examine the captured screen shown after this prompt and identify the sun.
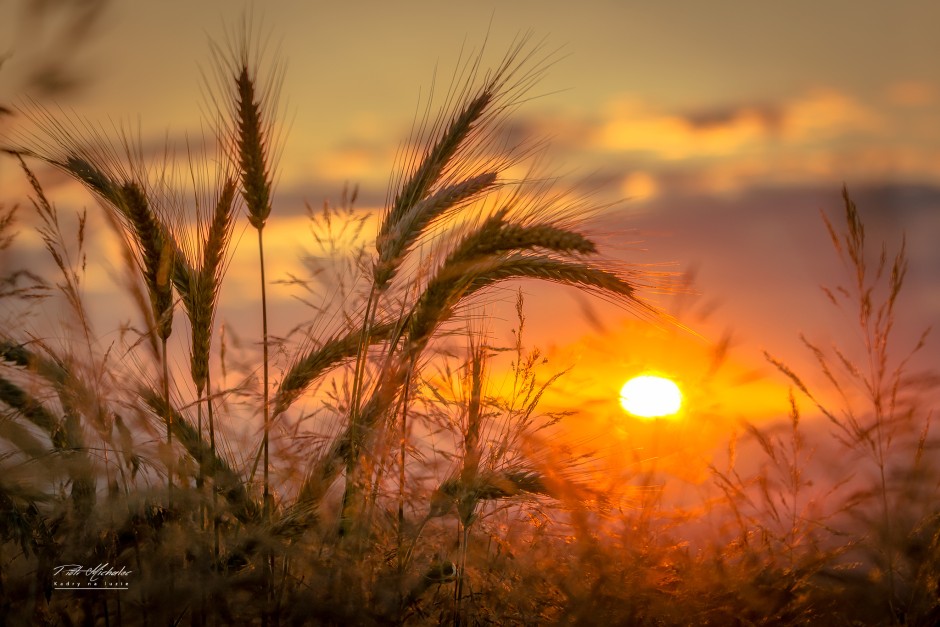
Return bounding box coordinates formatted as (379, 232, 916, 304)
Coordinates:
(620, 375, 683, 419)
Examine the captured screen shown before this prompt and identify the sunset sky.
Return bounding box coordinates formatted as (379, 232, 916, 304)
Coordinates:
(1, 1, 938, 475)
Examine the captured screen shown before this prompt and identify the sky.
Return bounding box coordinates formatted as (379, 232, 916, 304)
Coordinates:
(1, 1, 938, 478)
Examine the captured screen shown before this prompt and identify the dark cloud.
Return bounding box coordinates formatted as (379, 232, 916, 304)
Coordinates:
(274, 180, 387, 218)
(680, 103, 785, 134)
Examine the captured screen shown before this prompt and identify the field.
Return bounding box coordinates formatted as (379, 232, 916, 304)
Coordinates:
(1, 13, 939, 627)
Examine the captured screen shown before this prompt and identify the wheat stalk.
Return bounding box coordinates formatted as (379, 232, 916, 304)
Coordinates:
(290, 189, 651, 532)
(335, 38, 556, 537)
(345, 89, 500, 534)
(291, 252, 644, 532)
(213, 26, 286, 618)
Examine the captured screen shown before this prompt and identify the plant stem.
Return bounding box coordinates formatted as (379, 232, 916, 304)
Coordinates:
(397, 379, 409, 571)
(161, 335, 177, 626)
(207, 369, 220, 564)
(454, 522, 470, 627)
(340, 286, 379, 536)
(162, 337, 172, 508)
(255, 226, 271, 516)
(256, 224, 274, 626)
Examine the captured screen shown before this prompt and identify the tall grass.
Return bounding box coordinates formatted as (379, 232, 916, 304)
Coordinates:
(1, 20, 937, 627)
(0, 26, 662, 625)
(758, 187, 938, 624)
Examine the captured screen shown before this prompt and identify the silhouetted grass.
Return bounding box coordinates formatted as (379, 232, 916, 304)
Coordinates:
(0, 19, 937, 627)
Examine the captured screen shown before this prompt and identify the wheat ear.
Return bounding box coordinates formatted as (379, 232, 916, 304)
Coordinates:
(59, 154, 196, 297)
(343, 89, 498, 533)
(184, 178, 238, 395)
(118, 182, 174, 340)
(380, 91, 492, 246)
(273, 321, 398, 420)
(374, 171, 498, 289)
(405, 218, 608, 347)
(236, 65, 273, 230)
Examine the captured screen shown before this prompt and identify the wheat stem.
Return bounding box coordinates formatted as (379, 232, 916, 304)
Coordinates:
(257, 227, 271, 521)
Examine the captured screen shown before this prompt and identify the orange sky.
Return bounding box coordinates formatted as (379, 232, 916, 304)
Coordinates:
(1, 1, 938, 473)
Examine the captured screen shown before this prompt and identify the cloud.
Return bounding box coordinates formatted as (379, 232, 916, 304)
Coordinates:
(592, 99, 780, 159)
(511, 85, 940, 202)
(620, 171, 659, 202)
(606, 182, 939, 364)
(592, 89, 882, 161)
(680, 104, 783, 132)
(782, 88, 881, 141)
(264, 87, 891, 218)
(301, 140, 391, 184)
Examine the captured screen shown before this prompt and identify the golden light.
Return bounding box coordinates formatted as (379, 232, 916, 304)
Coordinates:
(620, 375, 683, 419)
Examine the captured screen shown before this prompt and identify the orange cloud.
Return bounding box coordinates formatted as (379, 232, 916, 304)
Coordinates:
(620, 171, 659, 202)
(297, 144, 391, 185)
(782, 89, 881, 141)
(593, 89, 881, 161)
(593, 99, 773, 159)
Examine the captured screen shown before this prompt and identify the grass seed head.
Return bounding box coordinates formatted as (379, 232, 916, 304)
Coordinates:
(236, 66, 273, 230)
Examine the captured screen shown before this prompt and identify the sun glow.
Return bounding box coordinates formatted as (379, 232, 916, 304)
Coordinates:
(620, 375, 683, 419)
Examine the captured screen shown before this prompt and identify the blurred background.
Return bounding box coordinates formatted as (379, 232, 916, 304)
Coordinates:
(2, 0, 937, 484)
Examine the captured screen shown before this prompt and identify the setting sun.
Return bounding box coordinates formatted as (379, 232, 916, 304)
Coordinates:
(620, 375, 683, 418)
